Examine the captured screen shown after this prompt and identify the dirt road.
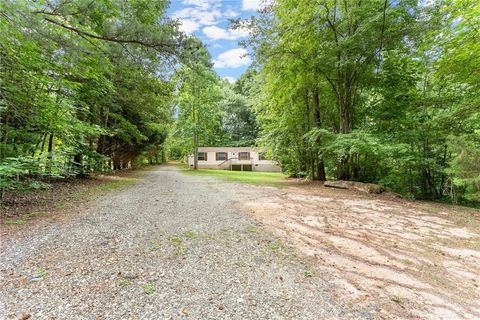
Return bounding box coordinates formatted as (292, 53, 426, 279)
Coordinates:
(1, 165, 479, 319)
(0, 166, 368, 319)
(244, 183, 480, 319)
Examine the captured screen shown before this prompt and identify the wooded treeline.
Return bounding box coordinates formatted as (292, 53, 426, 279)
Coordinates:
(0, 0, 196, 195)
(0, 0, 258, 197)
(168, 68, 258, 160)
(238, 0, 479, 202)
(1, 0, 479, 204)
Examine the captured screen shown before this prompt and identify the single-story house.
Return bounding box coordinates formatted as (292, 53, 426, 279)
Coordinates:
(187, 147, 281, 172)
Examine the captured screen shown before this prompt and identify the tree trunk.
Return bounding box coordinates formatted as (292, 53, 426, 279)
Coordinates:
(193, 132, 198, 170)
(312, 89, 326, 181)
(73, 153, 86, 177)
(38, 133, 47, 157)
(337, 73, 355, 180)
(339, 72, 354, 134)
(46, 133, 54, 174)
(439, 145, 448, 197)
(337, 159, 346, 180)
(113, 157, 121, 171)
(303, 88, 314, 180)
(1, 112, 10, 161)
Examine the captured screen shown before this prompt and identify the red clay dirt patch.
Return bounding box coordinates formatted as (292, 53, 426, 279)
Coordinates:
(243, 185, 480, 319)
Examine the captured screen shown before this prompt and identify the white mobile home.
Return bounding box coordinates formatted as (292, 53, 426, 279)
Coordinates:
(187, 147, 281, 172)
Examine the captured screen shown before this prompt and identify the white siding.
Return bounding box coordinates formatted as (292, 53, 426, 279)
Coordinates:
(187, 148, 281, 172)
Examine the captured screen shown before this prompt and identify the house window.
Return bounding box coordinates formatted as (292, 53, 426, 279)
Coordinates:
(259, 152, 267, 160)
(238, 152, 250, 160)
(197, 152, 207, 161)
(216, 152, 228, 161)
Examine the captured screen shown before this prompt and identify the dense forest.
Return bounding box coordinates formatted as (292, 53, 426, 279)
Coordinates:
(239, 0, 480, 202)
(0, 0, 253, 199)
(1, 0, 479, 204)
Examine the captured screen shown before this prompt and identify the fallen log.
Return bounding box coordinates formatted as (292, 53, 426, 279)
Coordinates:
(323, 181, 353, 189)
(324, 180, 385, 194)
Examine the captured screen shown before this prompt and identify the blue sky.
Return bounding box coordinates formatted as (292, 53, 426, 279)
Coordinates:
(167, 0, 263, 83)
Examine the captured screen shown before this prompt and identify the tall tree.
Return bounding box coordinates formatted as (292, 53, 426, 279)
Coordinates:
(239, 0, 480, 202)
(172, 49, 224, 169)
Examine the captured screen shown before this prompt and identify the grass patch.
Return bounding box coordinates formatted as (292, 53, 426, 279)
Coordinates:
(181, 168, 287, 187)
(391, 295, 404, 305)
(169, 235, 183, 246)
(4, 210, 48, 225)
(245, 225, 259, 234)
(267, 240, 285, 255)
(183, 230, 198, 240)
(4, 218, 27, 225)
(33, 267, 47, 278)
(143, 282, 156, 295)
(71, 177, 138, 201)
(119, 278, 131, 287)
(95, 178, 138, 192)
(169, 235, 185, 255)
(449, 210, 480, 234)
(148, 239, 162, 252)
(303, 271, 314, 278)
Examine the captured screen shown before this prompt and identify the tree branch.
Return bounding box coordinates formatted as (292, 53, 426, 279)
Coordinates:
(43, 17, 177, 55)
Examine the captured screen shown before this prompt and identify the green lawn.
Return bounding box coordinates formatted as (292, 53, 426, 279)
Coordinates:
(181, 167, 288, 187)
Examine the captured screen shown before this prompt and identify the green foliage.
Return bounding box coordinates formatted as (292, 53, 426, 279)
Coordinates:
(239, 0, 480, 203)
(445, 135, 480, 202)
(169, 58, 225, 160)
(0, 0, 198, 197)
(220, 71, 259, 146)
(2, 0, 478, 206)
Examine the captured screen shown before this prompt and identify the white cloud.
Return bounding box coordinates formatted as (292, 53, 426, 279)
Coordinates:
(213, 48, 251, 68)
(224, 8, 240, 18)
(202, 26, 249, 40)
(174, 0, 226, 28)
(242, 0, 262, 11)
(223, 76, 237, 84)
(182, 0, 210, 7)
(178, 19, 200, 34)
(174, 7, 222, 26)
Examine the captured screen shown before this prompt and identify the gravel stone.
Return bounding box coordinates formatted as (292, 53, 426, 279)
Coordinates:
(0, 166, 374, 319)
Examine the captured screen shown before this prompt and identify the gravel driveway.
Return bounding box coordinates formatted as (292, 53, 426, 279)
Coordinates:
(0, 165, 371, 319)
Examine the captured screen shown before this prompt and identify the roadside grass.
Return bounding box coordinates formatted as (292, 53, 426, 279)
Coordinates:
(4, 211, 45, 225)
(448, 209, 480, 234)
(2, 169, 146, 226)
(4, 218, 28, 225)
(70, 176, 138, 201)
(180, 166, 288, 187)
(420, 202, 480, 235)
